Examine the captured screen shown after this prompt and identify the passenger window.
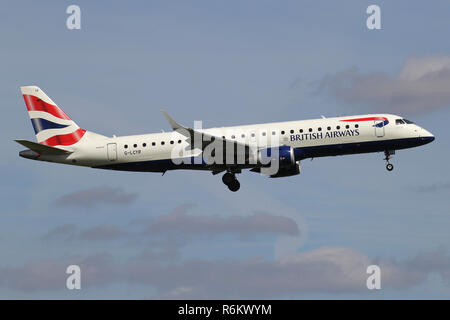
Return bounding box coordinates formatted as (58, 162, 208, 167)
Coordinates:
(241, 134, 245, 138)
(170, 141, 174, 144)
(133, 144, 137, 148)
(152, 142, 156, 146)
(336, 126, 340, 130)
(161, 141, 165, 145)
(262, 132, 266, 136)
(345, 125, 349, 129)
(124, 145, 128, 149)
(178, 140, 182, 144)
(318, 127, 322, 131)
(290, 129, 294, 134)
(308, 128, 312, 132)
(143, 143, 146, 147)
(231, 135, 235, 139)
(355, 124, 359, 128)
(327, 126, 331, 130)
(299, 129, 303, 133)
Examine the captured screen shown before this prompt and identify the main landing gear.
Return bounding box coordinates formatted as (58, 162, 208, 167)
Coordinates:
(384, 150, 395, 171)
(222, 172, 240, 192)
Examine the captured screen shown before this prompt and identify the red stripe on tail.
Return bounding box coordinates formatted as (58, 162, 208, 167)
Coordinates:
(23, 94, 71, 120)
(40, 128, 86, 146)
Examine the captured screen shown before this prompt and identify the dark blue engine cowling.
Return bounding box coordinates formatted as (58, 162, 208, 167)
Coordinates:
(258, 145, 295, 168)
(269, 162, 300, 178)
(258, 146, 300, 178)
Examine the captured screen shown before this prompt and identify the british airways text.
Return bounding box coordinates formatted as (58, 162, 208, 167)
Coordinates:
(290, 129, 360, 142)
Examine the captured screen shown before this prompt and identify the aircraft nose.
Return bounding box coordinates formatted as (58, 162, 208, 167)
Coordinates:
(421, 136, 435, 144)
(420, 129, 435, 144)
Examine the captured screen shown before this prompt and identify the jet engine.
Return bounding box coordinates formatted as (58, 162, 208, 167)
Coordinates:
(269, 161, 300, 178)
(257, 146, 300, 177)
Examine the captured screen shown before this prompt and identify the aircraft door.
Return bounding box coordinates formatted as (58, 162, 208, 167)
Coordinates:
(374, 120, 385, 137)
(107, 143, 117, 161)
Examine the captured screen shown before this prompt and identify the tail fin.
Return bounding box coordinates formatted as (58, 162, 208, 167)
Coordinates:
(20, 86, 86, 147)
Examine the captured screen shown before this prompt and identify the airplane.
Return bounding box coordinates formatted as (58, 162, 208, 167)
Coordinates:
(16, 86, 435, 192)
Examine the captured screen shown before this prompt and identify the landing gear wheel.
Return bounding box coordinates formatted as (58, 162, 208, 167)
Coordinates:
(384, 150, 395, 172)
(222, 172, 235, 185)
(227, 179, 240, 192)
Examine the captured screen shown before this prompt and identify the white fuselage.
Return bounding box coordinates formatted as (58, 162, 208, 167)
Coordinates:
(30, 113, 434, 173)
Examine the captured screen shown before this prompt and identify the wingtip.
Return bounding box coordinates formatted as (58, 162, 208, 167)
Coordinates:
(160, 109, 171, 119)
(160, 109, 182, 130)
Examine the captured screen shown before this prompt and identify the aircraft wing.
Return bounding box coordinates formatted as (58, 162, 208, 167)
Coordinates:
(161, 110, 251, 151)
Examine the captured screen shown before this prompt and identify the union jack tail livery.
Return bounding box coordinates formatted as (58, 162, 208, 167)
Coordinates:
(20, 86, 86, 147)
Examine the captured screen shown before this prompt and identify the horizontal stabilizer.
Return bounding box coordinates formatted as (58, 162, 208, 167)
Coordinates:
(14, 139, 72, 155)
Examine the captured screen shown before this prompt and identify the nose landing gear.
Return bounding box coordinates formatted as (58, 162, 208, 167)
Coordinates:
(222, 172, 240, 192)
(384, 150, 395, 171)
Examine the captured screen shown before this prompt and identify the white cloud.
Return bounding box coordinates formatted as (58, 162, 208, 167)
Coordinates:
(317, 55, 450, 115)
(3, 246, 447, 298)
(54, 186, 138, 208)
(144, 204, 300, 238)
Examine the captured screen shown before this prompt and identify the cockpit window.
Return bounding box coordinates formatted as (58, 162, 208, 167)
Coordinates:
(396, 119, 405, 125)
(403, 119, 414, 124)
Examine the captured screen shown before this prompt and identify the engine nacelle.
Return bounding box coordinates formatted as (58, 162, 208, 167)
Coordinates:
(269, 161, 301, 178)
(258, 145, 295, 168)
(257, 146, 300, 177)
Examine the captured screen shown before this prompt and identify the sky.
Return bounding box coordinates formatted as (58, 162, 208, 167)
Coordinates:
(0, 0, 449, 299)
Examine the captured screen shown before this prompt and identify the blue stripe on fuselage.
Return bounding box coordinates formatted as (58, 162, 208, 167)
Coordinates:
(373, 120, 389, 128)
(94, 137, 433, 173)
(293, 136, 431, 160)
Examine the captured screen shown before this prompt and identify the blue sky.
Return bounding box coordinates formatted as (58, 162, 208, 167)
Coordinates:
(1, 0, 449, 299)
